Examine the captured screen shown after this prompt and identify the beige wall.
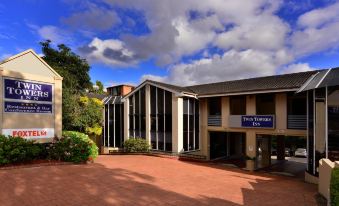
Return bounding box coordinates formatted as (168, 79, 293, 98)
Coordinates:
(199, 92, 307, 160)
(172, 96, 183, 153)
(319, 159, 339, 201)
(0, 51, 58, 77)
(123, 97, 129, 141)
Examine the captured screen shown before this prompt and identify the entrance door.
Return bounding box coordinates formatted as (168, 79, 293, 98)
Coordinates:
(256, 135, 271, 168)
(209, 132, 227, 159)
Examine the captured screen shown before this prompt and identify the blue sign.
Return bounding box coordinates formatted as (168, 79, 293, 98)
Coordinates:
(241, 115, 275, 128)
(4, 79, 52, 102)
(4, 101, 52, 113)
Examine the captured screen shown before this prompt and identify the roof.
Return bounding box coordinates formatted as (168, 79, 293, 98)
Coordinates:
(146, 80, 195, 94)
(103, 96, 123, 105)
(187, 70, 318, 96)
(123, 79, 196, 99)
(123, 69, 337, 99)
(298, 67, 339, 92)
(106, 84, 135, 89)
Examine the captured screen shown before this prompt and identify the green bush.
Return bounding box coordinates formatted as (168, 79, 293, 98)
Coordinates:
(123, 138, 150, 152)
(331, 168, 339, 206)
(0, 131, 99, 165)
(49, 131, 98, 163)
(0, 135, 42, 165)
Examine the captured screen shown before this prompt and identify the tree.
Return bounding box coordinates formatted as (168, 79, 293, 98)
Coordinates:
(40, 40, 92, 91)
(40, 40, 98, 131)
(93, 80, 105, 94)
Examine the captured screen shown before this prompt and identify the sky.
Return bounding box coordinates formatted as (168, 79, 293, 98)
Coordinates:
(0, 0, 339, 88)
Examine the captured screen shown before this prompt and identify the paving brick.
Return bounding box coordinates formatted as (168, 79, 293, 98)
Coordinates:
(0, 155, 318, 206)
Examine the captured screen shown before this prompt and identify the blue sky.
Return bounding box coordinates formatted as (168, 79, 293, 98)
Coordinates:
(1, 0, 339, 87)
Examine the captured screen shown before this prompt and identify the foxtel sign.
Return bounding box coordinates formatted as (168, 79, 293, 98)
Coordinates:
(2, 128, 54, 139)
(4, 78, 52, 102)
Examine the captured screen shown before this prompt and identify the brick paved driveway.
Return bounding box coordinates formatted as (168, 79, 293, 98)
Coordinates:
(0, 155, 318, 206)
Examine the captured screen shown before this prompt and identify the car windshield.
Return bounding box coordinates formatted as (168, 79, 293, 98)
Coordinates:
(296, 148, 306, 152)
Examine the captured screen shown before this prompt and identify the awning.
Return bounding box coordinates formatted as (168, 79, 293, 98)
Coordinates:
(297, 67, 339, 93)
(102, 96, 123, 105)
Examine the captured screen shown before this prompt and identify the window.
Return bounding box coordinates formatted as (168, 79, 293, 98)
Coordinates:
(287, 92, 307, 130)
(208, 97, 221, 115)
(328, 86, 339, 162)
(230, 96, 246, 115)
(150, 86, 172, 151)
(256, 94, 275, 115)
(129, 87, 146, 139)
(104, 102, 124, 148)
(183, 97, 199, 151)
(111, 87, 121, 96)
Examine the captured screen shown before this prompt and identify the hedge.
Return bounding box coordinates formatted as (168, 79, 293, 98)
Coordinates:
(123, 138, 150, 152)
(0, 135, 42, 165)
(49, 131, 98, 163)
(0, 131, 98, 165)
(331, 168, 339, 206)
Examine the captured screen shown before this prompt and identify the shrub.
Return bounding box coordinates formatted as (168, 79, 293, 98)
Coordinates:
(49, 131, 98, 163)
(0, 135, 42, 165)
(331, 168, 339, 206)
(123, 138, 150, 152)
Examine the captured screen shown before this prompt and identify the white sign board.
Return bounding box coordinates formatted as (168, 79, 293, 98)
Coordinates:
(2, 128, 54, 139)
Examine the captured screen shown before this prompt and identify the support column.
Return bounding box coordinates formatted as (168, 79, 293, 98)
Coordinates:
(200, 99, 209, 159)
(246, 95, 256, 170)
(172, 96, 183, 154)
(277, 135, 285, 160)
(145, 85, 151, 144)
(54, 77, 62, 138)
(123, 98, 129, 141)
(222, 97, 229, 128)
(0, 71, 3, 135)
(276, 93, 287, 131)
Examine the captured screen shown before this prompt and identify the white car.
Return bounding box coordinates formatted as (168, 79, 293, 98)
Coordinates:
(294, 148, 307, 157)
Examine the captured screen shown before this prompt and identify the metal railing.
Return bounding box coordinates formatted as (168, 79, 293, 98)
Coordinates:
(287, 115, 307, 130)
(208, 115, 222, 126)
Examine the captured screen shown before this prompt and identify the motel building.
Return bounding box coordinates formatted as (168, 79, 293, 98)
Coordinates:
(103, 67, 339, 181)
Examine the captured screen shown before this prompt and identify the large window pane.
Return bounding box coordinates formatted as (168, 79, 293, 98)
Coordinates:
(287, 92, 306, 115)
(208, 97, 221, 115)
(165, 91, 172, 114)
(328, 87, 339, 161)
(307, 91, 314, 174)
(183, 98, 199, 151)
(151, 86, 156, 114)
(183, 98, 189, 114)
(140, 87, 145, 115)
(158, 132, 164, 150)
(158, 89, 164, 114)
(230, 96, 246, 115)
(256, 94, 275, 115)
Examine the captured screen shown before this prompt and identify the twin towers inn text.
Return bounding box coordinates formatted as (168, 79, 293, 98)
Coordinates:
(5, 79, 52, 102)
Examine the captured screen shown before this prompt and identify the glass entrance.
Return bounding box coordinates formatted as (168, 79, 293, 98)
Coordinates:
(256, 135, 271, 168)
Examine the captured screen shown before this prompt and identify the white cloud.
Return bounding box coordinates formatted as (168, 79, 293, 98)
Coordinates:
(64, 0, 338, 85)
(291, 2, 339, 57)
(279, 63, 315, 74)
(61, 4, 120, 31)
(297, 2, 339, 28)
(78, 37, 137, 66)
(143, 49, 292, 86)
(28, 24, 71, 44)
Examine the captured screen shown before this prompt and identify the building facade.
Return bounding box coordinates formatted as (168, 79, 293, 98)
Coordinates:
(103, 68, 339, 178)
